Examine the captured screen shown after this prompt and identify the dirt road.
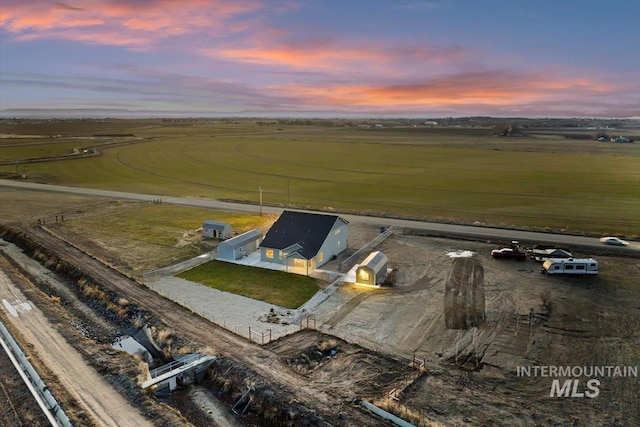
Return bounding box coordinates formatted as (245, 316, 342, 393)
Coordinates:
(6, 225, 387, 425)
(0, 265, 154, 427)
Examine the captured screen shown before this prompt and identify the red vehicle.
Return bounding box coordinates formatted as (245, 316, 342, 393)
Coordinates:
(491, 248, 526, 260)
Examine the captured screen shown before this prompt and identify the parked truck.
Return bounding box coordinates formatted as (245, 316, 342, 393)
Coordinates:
(491, 240, 526, 260)
(541, 258, 598, 275)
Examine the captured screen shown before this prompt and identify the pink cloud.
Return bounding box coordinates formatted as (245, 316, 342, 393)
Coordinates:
(213, 38, 470, 72)
(0, 0, 263, 48)
(272, 71, 624, 110)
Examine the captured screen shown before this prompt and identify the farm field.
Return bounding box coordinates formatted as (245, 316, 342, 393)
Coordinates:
(1, 118, 639, 237)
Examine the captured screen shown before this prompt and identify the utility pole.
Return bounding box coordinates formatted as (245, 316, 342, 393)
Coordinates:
(259, 186, 263, 217)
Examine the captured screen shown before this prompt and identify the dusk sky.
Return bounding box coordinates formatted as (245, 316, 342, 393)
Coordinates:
(1, 0, 639, 117)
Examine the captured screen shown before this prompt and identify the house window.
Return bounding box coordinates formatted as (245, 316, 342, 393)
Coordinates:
(266, 249, 274, 259)
(318, 252, 323, 263)
(337, 240, 341, 247)
(279, 251, 283, 260)
(335, 228, 341, 235)
(358, 269, 370, 282)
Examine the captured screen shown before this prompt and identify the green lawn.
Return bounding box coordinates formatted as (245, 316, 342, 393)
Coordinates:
(177, 260, 321, 309)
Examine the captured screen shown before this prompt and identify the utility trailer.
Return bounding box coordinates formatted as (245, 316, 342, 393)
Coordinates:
(529, 248, 573, 262)
(541, 258, 598, 275)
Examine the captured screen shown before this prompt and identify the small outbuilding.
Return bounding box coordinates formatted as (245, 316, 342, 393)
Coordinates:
(355, 251, 388, 286)
(217, 229, 263, 260)
(202, 220, 232, 240)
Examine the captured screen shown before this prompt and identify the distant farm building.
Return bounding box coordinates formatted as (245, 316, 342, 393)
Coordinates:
(217, 229, 263, 261)
(202, 220, 232, 239)
(259, 210, 348, 275)
(355, 251, 388, 286)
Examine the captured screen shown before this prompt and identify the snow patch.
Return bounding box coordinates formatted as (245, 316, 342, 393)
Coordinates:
(446, 250, 475, 258)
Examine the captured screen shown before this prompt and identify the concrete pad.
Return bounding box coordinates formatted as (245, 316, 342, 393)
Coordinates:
(148, 277, 301, 342)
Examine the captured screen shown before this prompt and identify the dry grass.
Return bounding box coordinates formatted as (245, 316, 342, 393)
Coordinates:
(153, 328, 174, 350)
(131, 315, 145, 330)
(373, 396, 445, 427)
(136, 360, 150, 386)
(81, 282, 108, 302)
(318, 339, 339, 352)
(539, 289, 553, 310)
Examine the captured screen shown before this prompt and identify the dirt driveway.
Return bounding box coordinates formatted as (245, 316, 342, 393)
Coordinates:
(310, 232, 542, 365)
(0, 257, 154, 427)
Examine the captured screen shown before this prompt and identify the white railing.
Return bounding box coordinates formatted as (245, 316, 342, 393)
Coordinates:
(0, 320, 72, 427)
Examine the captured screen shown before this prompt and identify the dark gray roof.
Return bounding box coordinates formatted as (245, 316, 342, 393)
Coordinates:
(260, 210, 347, 259)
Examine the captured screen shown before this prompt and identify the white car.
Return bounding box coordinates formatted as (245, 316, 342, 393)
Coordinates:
(599, 237, 628, 246)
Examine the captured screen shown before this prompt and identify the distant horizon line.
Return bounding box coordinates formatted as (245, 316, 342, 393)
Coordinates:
(1, 108, 638, 121)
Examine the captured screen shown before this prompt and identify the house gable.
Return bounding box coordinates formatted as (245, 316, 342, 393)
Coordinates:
(259, 210, 348, 265)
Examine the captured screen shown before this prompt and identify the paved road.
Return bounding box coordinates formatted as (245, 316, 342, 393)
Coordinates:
(1, 179, 638, 254)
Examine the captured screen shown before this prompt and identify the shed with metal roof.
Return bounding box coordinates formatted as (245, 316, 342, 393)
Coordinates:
(202, 220, 232, 240)
(217, 229, 263, 260)
(355, 251, 388, 286)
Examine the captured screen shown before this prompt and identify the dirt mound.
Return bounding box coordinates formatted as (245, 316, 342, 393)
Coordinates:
(444, 255, 486, 329)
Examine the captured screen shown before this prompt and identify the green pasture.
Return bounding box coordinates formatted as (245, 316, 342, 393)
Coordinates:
(0, 140, 83, 159)
(2, 120, 639, 237)
(178, 260, 320, 309)
(62, 203, 272, 245)
(58, 204, 273, 274)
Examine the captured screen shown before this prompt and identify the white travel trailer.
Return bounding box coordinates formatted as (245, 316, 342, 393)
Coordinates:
(541, 258, 598, 275)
